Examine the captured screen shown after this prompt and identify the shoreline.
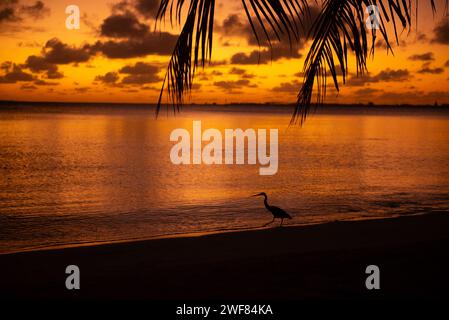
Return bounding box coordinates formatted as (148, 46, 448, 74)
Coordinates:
(0, 212, 428, 256)
(1, 212, 448, 299)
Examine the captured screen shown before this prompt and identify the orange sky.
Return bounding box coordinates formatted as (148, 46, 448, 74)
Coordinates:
(0, 0, 448, 105)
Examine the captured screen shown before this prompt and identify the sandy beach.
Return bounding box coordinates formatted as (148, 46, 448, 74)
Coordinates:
(1, 212, 448, 300)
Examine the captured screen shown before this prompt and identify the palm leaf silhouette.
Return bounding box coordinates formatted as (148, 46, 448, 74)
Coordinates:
(156, 0, 447, 123)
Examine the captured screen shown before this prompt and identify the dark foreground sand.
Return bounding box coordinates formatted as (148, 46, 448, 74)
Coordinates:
(1, 213, 449, 300)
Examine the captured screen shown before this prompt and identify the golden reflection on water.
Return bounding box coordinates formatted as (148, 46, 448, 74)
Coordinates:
(1, 107, 449, 252)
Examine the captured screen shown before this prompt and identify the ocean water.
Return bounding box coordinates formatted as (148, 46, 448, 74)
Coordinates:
(1, 104, 449, 253)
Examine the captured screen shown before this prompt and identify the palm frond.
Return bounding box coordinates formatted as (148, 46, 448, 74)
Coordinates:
(293, 0, 446, 125)
(241, 0, 309, 47)
(156, 0, 447, 124)
(156, 0, 215, 116)
(156, 0, 310, 114)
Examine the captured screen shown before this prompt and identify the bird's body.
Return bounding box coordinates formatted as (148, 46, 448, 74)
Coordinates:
(253, 192, 292, 226)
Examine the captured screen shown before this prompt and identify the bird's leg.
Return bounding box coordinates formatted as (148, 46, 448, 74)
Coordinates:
(264, 217, 275, 227)
(280, 218, 284, 227)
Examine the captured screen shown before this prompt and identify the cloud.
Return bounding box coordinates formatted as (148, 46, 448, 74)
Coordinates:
(231, 47, 302, 65)
(111, 0, 130, 13)
(0, 64, 34, 83)
(228, 67, 255, 79)
(93, 1, 177, 58)
(0, 0, 49, 26)
(119, 61, 161, 84)
(46, 68, 63, 79)
(433, 17, 449, 44)
(23, 55, 53, 72)
(18, 29, 175, 80)
(91, 32, 177, 58)
(445, 60, 449, 68)
(217, 8, 319, 48)
(14, 38, 93, 81)
(123, 88, 139, 93)
(22, 55, 64, 79)
(64, 2, 178, 60)
(192, 83, 201, 90)
(271, 80, 301, 93)
(197, 69, 225, 81)
(208, 60, 227, 66)
(373, 69, 411, 82)
(74, 87, 90, 93)
(218, 14, 255, 44)
(354, 88, 381, 96)
(141, 85, 158, 91)
(241, 73, 255, 79)
(229, 67, 246, 75)
(216, 11, 319, 75)
(43, 38, 91, 65)
(20, 84, 37, 90)
(220, 13, 310, 65)
(416, 32, 428, 42)
(20, 1, 49, 19)
(213, 79, 257, 93)
(347, 69, 411, 86)
(295, 65, 343, 78)
(135, 0, 160, 18)
(119, 61, 159, 74)
(408, 52, 435, 61)
(95, 72, 120, 85)
(19, 39, 91, 79)
(1, 61, 13, 72)
(0, 6, 16, 23)
(17, 40, 41, 48)
(121, 73, 160, 84)
(417, 65, 444, 74)
(374, 38, 408, 50)
(100, 12, 149, 38)
(34, 79, 57, 86)
(346, 75, 372, 87)
(95, 62, 162, 87)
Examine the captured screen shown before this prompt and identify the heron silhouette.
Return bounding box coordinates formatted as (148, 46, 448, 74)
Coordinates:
(253, 192, 292, 226)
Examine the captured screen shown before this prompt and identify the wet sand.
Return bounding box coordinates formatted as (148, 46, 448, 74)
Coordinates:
(1, 212, 448, 300)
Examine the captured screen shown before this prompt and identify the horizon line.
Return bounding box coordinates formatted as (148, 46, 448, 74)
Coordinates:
(1, 100, 449, 108)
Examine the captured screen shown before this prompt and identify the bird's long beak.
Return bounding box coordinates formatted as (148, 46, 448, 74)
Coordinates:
(252, 193, 262, 197)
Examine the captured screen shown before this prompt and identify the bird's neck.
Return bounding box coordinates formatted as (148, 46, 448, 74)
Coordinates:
(263, 196, 269, 209)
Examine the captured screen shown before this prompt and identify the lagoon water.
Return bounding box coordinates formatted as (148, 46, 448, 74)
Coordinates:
(1, 103, 449, 253)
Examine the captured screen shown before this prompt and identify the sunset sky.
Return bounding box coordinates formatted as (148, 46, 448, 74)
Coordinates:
(0, 0, 448, 104)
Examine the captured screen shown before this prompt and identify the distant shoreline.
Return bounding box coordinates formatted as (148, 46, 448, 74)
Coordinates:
(1, 99, 449, 109)
(2, 100, 449, 119)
